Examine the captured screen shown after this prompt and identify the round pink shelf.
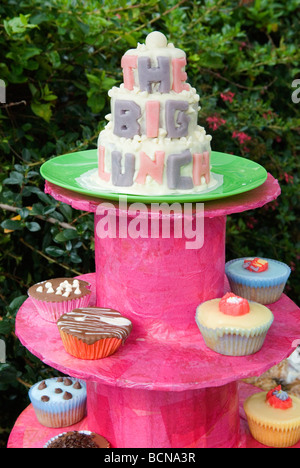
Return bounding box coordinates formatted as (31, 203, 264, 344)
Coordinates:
(45, 172, 280, 216)
(7, 382, 300, 448)
(15, 273, 299, 391)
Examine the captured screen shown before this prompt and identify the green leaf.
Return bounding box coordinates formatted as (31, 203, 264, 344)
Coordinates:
(31, 102, 53, 122)
(4, 14, 37, 36)
(25, 221, 41, 232)
(69, 252, 82, 264)
(1, 219, 22, 231)
(58, 204, 73, 222)
(54, 229, 78, 242)
(0, 318, 13, 334)
(45, 246, 65, 257)
(3, 171, 24, 185)
(8, 295, 27, 312)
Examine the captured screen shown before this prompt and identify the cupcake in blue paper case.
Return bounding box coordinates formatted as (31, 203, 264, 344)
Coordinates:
(225, 257, 291, 304)
(29, 376, 87, 428)
(195, 292, 274, 356)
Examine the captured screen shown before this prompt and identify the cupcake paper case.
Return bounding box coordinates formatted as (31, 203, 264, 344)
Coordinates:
(29, 377, 87, 428)
(244, 385, 300, 447)
(195, 293, 274, 356)
(225, 257, 291, 304)
(28, 277, 92, 322)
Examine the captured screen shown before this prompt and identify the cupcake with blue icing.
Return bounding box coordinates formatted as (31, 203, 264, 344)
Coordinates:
(29, 376, 87, 428)
(225, 257, 291, 304)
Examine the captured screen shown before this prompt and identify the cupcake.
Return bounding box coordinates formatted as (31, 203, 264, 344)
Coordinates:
(225, 257, 291, 304)
(28, 277, 92, 322)
(195, 292, 274, 356)
(44, 430, 110, 448)
(57, 307, 132, 360)
(29, 376, 87, 428)
(244, 385, 300, 447)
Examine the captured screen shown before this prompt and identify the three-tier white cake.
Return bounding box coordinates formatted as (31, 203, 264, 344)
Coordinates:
(83, 32, 220, 196)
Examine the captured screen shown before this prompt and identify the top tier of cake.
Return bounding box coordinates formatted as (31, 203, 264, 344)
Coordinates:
(96, 32, 216, 196)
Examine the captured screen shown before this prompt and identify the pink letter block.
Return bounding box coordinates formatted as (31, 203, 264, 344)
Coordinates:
(135, 151, 165, 185)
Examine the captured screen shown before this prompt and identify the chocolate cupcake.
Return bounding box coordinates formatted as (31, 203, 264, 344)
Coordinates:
(29, 376, 87, 428)
(28, 277, 92, 322)
(57, 307, 132, 360)
(44, 430, 110, 448)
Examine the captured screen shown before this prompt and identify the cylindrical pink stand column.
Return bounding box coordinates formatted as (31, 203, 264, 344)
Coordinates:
(86, 380, 239, 448)
(94, 203, 226, 335)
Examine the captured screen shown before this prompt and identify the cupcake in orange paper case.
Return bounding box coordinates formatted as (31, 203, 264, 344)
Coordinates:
(195, 292, 274, 356)
(57, 307, 132, 360)
(28, 277, 92, 322)
(244, 385, 300, 447)
(225, 257, 291, 304)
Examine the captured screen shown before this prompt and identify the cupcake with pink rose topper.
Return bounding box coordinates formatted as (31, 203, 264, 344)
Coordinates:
(244, 385, 300, 447)
(28, 277, 92, 322)
(195, 292, 274, 356)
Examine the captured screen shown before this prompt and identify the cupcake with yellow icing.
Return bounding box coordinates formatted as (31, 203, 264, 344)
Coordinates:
(195, 292, 274, 356)
(244, 385, 300, 447)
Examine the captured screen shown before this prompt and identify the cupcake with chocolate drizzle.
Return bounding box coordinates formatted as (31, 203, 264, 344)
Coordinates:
(57, 307, 132, 360)
(29, 376, 87, 428)
(28, 277, 92, 322)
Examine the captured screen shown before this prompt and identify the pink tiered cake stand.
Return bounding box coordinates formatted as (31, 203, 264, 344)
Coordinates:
(8, 173, 300, 448)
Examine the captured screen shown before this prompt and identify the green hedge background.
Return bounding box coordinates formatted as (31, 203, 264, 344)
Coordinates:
(0, 0, 299, 447)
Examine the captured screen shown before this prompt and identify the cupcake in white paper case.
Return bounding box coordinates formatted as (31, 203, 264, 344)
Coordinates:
(225, 257, 291, 304)
(29, 376, 87, 428)
(195, 292, 274, 356)
(28, 277, 92, 322)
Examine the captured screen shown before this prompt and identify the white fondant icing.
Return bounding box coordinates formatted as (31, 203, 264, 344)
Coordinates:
(145, 31, 168, 49)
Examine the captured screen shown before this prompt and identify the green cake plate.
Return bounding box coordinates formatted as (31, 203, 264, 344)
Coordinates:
(40, 149, 267, 203)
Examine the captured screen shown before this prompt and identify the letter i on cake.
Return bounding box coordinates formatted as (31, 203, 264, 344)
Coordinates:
(80, 31, 222, 196)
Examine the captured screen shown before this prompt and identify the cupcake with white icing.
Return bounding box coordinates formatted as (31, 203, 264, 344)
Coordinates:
(28, 277, 92, 322)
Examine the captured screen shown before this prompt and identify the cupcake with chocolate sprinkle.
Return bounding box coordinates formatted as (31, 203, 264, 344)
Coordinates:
(29, 376, 87, 428)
